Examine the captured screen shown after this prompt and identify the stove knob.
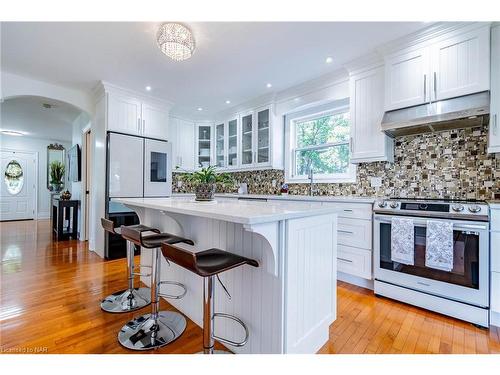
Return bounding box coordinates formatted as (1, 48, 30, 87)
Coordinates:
(377, 201, 387, 208)
(468, 205, 482, 213)
(451, 204, 464, 212)
(389, 202, 399, 209)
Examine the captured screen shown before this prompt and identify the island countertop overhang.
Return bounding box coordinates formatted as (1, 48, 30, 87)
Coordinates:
(112, 197, 339, 225)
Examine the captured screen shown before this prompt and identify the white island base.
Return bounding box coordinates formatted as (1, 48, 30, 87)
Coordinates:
(113, 197, 338, 354)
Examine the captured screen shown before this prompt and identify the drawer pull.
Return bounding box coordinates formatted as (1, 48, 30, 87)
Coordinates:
(338, 230, 354, 234)
(417, 281, 431, 287)
(343, 209, 353, 212)
(338, 257, 353, 263)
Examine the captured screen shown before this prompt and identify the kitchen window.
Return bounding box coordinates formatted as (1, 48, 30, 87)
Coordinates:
(285, 102, 356, 183)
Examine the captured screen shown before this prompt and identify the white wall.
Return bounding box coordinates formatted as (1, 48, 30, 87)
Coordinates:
(0, 134, 71, 219)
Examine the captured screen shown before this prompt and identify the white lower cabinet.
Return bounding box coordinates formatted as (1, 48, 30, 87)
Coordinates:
(490, 204, 500, 326)
(322, 202, 373, 280)
(337, 245, 372, 280)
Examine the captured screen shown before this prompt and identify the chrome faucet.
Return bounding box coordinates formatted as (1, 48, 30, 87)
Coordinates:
(308, 167, 316, 196)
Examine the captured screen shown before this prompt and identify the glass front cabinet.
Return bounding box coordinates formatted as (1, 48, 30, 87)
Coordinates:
(195, 123, 213, 169)
(191, 106, 273, 171)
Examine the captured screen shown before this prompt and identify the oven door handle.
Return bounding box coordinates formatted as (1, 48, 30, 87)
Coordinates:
(374, 215, 488, 231)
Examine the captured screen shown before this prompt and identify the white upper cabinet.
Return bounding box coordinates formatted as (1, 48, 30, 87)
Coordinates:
(384, 47, 430, 111)
(350, 65, 394, 163)
(141, 103, 169, 140)
(256, 107, 271, 165)
(240, 111, 255, 167)
(195, 123, 213, 168)
(384, 25, 491, 111)
(227, 117, 239, 168)
(107, 93, 142, 135)
(105, 84, 171, 140)
(432, 26, 490, 101)
(215, 122, 225, 168)
(170, 117, 195, 171)
(488, 24, 500, 154)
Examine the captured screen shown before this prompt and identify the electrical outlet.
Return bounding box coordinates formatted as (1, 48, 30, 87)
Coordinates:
(370, 177, 382, 188)
(177, 180, 183, 188)
(271, 179, 277, 188)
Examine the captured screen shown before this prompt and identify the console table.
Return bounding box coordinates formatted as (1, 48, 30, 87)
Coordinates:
(52, 198, 79, 240)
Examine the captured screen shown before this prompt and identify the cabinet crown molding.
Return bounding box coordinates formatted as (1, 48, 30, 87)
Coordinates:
(93, 80, 174, 109)
(377, 22, 492, 57)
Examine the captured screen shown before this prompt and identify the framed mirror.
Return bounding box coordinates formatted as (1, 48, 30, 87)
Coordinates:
(47, 143, 65, 191)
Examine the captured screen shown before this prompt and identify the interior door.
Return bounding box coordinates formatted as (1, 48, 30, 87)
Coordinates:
(144, 139, 172, 197)
(0, 150, 36, 221)
(384, 47, 430, 110)
(108, 133, 144, 198)
(432, 27, 490, 101)
(141, 103, 169, 140)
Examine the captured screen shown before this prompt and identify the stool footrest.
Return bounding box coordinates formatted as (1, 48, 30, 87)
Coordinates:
(158, 281, 187, 300)
(139, 264, 152, 269)
(132, 272, 152, 277)
(212, 313, 249, 347)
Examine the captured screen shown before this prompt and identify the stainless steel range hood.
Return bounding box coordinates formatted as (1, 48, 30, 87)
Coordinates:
(381, 91, 490, 138)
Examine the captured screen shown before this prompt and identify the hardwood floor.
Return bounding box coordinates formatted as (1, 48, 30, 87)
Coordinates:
(1, 219, 499, 354)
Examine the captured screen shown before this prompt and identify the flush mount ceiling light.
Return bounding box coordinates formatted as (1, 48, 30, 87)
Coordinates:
(157, 23, 195, 62)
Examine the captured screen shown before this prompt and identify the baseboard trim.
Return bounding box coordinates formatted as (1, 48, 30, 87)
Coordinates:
(337, 271, 374, 290)
(491, 311, 500, 327)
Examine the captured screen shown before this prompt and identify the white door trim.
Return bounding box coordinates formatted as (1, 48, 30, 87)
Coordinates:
(80, 126, 91, 241)
(0, 148, 39, 220)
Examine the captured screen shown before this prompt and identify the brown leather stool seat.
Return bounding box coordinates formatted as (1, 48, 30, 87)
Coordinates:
(99, 218, 154, 313)
(120, 225, 194, 248)
(161, 242, 259, 354)
(161, 245, 258, 277)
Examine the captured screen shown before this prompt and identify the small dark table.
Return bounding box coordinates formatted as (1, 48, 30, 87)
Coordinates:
(52, 198, 79, 240)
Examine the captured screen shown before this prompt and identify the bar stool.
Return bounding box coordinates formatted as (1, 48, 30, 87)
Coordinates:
(161, 242, 259, 354)
(118, 225, 194, 350)
(100, 218, 155, 313)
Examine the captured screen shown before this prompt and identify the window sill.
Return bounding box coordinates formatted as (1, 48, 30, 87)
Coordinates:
(285, 177, 356, 184)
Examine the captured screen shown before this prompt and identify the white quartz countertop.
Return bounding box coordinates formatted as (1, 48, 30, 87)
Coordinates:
(174, 192, 376, 204)
(113, 197, 339, 225)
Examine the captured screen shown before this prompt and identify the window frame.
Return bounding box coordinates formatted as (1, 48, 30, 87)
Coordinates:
(285, 103, 356, 184)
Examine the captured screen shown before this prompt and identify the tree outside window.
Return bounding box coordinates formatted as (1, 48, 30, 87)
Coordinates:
(291, 110, 353, 180)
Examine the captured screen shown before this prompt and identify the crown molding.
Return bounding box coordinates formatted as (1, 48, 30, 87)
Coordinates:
(344, 52, 384, 76)
(377, 22, 492, 56)
(93, 80, 174, 109)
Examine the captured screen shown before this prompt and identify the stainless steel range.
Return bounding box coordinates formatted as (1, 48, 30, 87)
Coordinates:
(373, 198, 490, 327)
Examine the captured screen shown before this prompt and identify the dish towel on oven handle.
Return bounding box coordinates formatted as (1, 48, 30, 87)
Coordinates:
(391, 217, 415, 265)
(425, 220, 454, 272)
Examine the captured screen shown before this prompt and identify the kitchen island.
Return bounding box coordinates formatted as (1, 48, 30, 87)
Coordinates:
(112, 196, 338, 354)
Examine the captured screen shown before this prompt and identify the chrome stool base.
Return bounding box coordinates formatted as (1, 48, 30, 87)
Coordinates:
(118, 311, 187, 350)
(197, 350, 231, 354)
(100, 287, 151, 313)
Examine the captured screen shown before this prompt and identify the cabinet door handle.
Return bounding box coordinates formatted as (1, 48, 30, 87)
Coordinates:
(349, 137, 353, 153)
(337, 257, 353, 263)
(493, 114, 498, 136)
(423, 74, 427, 102)
(343, 209, 353, 212)
(338, 229, 354, 234)
(433, 72, 437, 101)
(138, 118, 141, 133)
(142, 119, 145, 134)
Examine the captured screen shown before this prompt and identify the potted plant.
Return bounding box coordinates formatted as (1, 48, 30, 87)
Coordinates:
(179, 166, 234, 201)
(49, 161, 65, 192)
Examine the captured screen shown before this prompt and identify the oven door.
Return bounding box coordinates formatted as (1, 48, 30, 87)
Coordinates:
(374, 214, 489, 308)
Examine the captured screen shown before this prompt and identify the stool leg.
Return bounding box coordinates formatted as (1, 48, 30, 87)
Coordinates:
(100, 241, 151, 313)
(203, 275, 215, 354)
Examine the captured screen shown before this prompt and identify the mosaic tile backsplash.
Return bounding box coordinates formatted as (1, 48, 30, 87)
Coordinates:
(173, 125, 500, 200)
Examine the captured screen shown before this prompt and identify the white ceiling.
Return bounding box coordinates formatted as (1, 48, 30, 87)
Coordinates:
(0, 96, 84, 142)
(1, 22, 428, 119)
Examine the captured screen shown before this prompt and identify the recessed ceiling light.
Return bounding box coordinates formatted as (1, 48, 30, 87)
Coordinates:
(266, 83, 272, 88)
(325, 57, 333, 64)
(225, 100, 231, 104)
(145, 86, 152, 91)
(197, 107, 203, 111)
(1, 130, 25, 136)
